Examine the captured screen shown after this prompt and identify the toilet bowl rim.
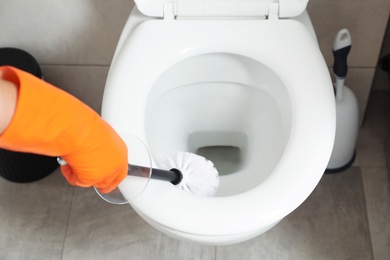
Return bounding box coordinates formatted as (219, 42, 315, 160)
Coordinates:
(102, 20, 336, 236)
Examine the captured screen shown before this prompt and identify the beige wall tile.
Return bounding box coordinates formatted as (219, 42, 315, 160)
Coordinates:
(308, 0, 390, 68)
(329, 67, 376, 124)
(345, 68, 376, 123)
(357, 91, 390, 166)
(372, 67, 390, 91)
(372, 16, 390, 91)
(1, 0, 387, 68)
(0, 0, 133, 65)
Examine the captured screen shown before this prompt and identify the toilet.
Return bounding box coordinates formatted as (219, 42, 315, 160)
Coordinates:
(102, 0, 336, 245)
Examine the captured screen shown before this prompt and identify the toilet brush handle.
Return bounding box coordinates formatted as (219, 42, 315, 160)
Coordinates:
(333, 28, 352, 78)
(333, 46, 351, 78)
(128, 164, 183, 185)
(57, 157, 183, 186)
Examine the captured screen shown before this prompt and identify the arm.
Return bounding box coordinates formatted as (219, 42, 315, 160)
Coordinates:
(0, 71, 18, 134)
(0, 66, 128, 193)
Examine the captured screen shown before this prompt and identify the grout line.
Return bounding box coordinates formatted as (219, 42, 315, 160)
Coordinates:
(358, 166, 376, 260)
(60, 186, 76, 260)
(360, 165, 390, 260)
(40, 64, 110, 67)
(326, 66, 381, 70)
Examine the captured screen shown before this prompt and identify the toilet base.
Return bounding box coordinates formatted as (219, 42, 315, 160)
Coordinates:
(137, 210, 280, 245)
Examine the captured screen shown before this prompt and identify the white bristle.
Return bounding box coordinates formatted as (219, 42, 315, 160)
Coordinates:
(161, 152, 219, 196)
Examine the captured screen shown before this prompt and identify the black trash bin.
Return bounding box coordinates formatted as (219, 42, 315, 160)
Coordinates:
(0, 48, 59, 182)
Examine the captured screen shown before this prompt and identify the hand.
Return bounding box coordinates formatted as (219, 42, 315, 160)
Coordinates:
(0, 66, 128, 193)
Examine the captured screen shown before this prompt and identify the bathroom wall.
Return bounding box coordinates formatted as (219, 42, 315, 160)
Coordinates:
(0, 0, 133, 112)
(372, 16, 390, 91)
(0, 0, 389, 120)
(307, 0, 389, 123)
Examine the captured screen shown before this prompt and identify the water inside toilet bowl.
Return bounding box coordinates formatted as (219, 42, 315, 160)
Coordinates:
(145, 53, 292, 197)
(189, 131, 247, 176)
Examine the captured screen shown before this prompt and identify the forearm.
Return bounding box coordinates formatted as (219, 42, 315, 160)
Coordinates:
(0, 66, 127, 192)
(0, 71, 18, 135)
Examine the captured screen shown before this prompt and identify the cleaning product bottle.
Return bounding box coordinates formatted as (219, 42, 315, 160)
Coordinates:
(326, 29, 359, 173)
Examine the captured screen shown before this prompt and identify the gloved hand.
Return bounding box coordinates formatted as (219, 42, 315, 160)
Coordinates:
(0, 66, 128, 193)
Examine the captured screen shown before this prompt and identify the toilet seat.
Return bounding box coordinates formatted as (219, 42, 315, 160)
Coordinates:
(102, 14, 335, 237)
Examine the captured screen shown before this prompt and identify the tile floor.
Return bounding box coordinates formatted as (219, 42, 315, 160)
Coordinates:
(0, 91, 389, 260)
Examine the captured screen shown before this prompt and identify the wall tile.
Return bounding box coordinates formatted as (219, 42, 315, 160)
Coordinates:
(362, 91, 390, 129)
(344, 68, 376, 124)
(372, 68, 390, 91)
(308, 0, 390, 68)
(357, 91, 390, 167)
(0, 0, 133, 65)
(372, 16, 390, 91)
(329, 67, 376, 124)
(2, 0, 387, 69)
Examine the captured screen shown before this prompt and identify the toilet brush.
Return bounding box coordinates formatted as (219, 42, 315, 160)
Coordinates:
(159, 151, 219, 196)
(326, 28, 359, 172)
(57, 151, 219, 201)
(333, 28, 352, 102)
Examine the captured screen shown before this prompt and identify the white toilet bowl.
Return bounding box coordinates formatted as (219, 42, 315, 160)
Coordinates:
(102, 0, 335, 245)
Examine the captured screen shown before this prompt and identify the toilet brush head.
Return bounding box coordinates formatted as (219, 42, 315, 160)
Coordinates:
(162, 152, 219, 196)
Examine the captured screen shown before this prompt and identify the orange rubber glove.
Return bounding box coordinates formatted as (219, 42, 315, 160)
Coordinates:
(0, 66, 128, 193)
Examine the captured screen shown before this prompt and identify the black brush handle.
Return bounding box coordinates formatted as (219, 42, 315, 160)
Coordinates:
(128, 164, 183, 185)
(56, 157, 183, 186)
(333, 45, 351, 78)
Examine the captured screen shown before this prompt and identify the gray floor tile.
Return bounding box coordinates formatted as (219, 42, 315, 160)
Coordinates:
(62, 187, 215, 260)
(0, 0, 132, 65)
(0, 169, 74, 260)
(361, 166, 390, 260)
(386, 135, 390, 168)
(41, 65, 109, 114)
(216, 167, 373, 260)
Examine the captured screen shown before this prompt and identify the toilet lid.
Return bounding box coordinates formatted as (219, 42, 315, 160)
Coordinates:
(134, 0, 309, 18)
